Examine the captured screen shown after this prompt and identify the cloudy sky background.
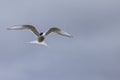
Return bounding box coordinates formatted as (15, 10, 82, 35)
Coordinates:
(0, 0, 120, 80)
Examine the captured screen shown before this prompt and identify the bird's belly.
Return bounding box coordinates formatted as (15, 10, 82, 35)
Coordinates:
(38, 36, 45, 42)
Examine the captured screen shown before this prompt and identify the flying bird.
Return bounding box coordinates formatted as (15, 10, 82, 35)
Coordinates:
(7, 25, 72, 46)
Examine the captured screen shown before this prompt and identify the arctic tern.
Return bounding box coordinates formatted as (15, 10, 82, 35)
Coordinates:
(7, 25, 72, 46)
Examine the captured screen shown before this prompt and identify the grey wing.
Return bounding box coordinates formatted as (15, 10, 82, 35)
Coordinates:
(7, 25, 40, 37)
(45, 27, 72, 37)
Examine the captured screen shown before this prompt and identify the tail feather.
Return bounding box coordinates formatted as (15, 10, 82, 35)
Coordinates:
(28, 40, 48, 46)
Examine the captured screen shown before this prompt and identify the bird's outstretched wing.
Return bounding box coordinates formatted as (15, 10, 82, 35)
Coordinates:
(45, 27, 72, 37)
(7, 25, 40, 37)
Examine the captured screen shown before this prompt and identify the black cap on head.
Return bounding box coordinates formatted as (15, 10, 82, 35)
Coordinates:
(40, 32, 43, 36)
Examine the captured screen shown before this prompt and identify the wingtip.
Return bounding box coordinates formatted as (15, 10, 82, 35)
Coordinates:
(7, 27, 11, 30)
(69, 35, 73, 38)
(7, 27, 15, 30)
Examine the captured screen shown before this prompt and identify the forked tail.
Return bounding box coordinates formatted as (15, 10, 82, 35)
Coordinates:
(28, 40, 48, 46)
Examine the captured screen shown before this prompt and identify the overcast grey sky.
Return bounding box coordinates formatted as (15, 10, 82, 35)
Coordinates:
(0, 0, 120, 80)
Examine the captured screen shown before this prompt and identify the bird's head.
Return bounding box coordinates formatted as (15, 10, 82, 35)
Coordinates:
(39, 32, 43, 36)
